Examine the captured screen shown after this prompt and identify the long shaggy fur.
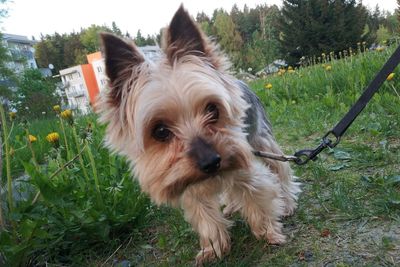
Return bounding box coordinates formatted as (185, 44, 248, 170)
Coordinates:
(96, 5, 301, 265)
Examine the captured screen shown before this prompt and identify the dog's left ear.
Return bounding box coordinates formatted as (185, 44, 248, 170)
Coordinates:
(164, 5, 221, 68)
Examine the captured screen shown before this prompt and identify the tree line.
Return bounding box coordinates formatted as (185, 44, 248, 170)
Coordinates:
(34, 0, 400, 73)
(35, 22, 156, 74)
(1, 0, 399, 119)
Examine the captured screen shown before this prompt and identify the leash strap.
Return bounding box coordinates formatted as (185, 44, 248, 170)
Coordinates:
(255, 44, 400, 165)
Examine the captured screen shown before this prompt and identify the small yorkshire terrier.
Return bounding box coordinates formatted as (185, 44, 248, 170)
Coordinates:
(97, 5, 300, 264)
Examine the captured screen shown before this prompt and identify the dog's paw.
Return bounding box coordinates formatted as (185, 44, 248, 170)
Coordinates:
(195, 247, 218, 266)
(195, 241, 230, 266)
(266, 231, 286, 245)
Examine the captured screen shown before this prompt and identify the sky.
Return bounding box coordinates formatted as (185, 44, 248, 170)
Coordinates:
(1, 0, 398, 40)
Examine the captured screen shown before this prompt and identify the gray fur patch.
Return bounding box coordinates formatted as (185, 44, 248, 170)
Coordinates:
(237, 80, 273, 142)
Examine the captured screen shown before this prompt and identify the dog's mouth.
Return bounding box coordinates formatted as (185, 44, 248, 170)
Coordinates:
(163, 158, 243, 197)
(159, 150, 250, 201)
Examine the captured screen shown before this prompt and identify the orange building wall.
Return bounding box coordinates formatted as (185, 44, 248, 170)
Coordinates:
(81, 64, 100, 105)
(87, 52, 102, 64)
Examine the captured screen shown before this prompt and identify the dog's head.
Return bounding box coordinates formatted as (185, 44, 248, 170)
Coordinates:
(97, 6, 252, 204)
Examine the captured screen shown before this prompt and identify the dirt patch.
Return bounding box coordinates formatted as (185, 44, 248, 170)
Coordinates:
(266, 218, 400, 266)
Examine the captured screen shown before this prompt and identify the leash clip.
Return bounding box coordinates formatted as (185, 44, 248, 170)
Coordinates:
(293, 131, 340, 165)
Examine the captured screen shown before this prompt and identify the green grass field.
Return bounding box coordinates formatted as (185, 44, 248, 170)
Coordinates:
(1, 44, 399, 266)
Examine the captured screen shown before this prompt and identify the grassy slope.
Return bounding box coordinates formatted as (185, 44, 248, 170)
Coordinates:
(3, 45, 399, 266)
(96, 46, 400, 266)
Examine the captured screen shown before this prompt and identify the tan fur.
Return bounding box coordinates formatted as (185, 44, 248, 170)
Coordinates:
(96, 6, 300, 265)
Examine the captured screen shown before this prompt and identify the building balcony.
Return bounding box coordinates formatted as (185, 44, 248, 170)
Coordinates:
(67, 90, 86, 98)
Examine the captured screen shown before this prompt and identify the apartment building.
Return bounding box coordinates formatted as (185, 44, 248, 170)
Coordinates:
(1, 33, 38, 74)
(59, 64, 99, 114)
(59, 45, 161, 114)
(87, 52, 108, 93)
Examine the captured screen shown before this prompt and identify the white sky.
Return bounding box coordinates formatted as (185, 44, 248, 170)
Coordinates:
(1, 0, 398, 39)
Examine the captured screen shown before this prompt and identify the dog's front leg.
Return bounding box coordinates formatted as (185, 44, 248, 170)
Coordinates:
(223, 161, 287, 245)
(181, 180, 231, 265)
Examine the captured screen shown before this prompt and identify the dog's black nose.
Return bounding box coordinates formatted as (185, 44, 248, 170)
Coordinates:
(188, 137, 221, 174)
(199, 154, 221, 174)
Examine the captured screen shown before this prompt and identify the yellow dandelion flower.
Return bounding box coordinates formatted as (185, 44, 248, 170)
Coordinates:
(288, 66, 293, 70)
(265, 83, 273, 90)
(28, 135, 37, 143)
(325, 65, 332, 71)
(53, 105, 61, 113)
(60, 109, 73, 119)
(387, 73, 395, 81)
(288, 69, 295, 74)
(9, 111, 16, 121)
(376, 47, 385, 52)
(46, 132, 60, 144)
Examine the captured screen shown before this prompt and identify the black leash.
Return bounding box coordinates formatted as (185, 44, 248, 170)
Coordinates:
(255, 44, 400, 165)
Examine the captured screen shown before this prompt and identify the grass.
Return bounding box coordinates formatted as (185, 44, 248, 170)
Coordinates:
(1, 43, 400, 266)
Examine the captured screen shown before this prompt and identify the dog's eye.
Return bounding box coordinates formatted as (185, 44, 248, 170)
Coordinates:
(152, 123, 173, 142)
(205, 103, 219, 122)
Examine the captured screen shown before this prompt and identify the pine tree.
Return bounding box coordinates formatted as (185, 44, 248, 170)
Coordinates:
(279, 0, 368, 65)
(111, 21, 123, 36)
(134, 30, 146, 46)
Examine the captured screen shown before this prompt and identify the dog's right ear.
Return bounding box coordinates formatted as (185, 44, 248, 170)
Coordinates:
(100, 33, 144, 105)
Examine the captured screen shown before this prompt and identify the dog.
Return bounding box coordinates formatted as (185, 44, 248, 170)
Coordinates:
(96, 5, 301, 265)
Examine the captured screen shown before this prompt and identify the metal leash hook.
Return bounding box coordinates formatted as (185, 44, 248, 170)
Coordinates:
(293, 130, 340, 165)
(254, 130, 341, 165)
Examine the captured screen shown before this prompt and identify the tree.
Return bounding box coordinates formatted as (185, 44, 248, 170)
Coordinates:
(35, 25, 110, 73)
(35, 33, 64, 73)
(376, 24, 391, 43)
(0, 0, 17, 101)
(0, 33, 17, 100)
(80, 24, 111, 53)
(397, 0, 400, 33)
(279, 0, 368, 65)
(196, 12, 213, 36)
(133, 30, 146, 46)
(63, 32, 87, 66)
(132, 30, 156, 46)
(230, 4, 260, 43)
(15, 69, 58, 119)
(111, 21, 123, 36)
(213, 10, 243, 68)
(383, 12, 399, 35)
(35, 32, 83, 73)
